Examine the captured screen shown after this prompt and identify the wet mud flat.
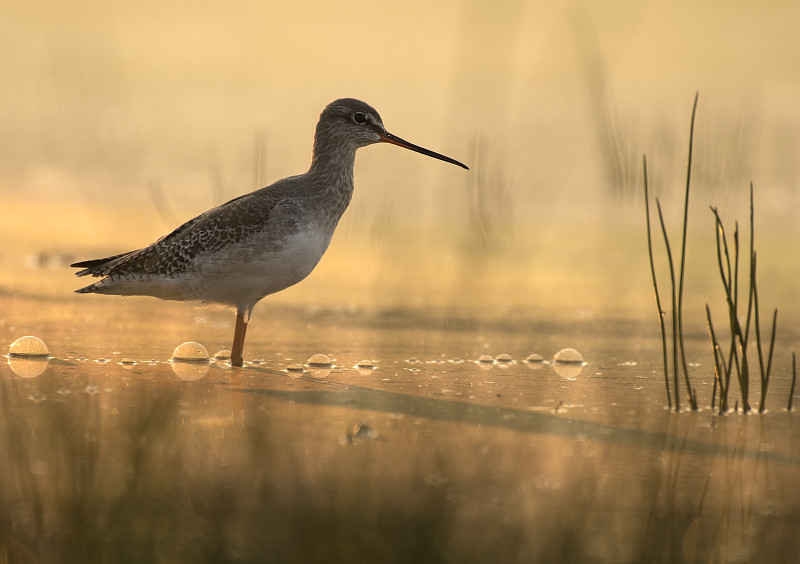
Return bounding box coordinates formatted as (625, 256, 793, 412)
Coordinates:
(2, 297, 800, 562)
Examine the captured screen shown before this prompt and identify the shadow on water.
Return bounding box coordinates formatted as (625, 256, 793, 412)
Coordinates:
(241, 377, 798, 467)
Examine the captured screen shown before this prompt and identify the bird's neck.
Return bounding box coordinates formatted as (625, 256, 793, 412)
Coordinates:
(307, 138, 357, 215)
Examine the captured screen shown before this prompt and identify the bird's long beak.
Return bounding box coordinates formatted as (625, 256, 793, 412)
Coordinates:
(379, 132, 469, 170)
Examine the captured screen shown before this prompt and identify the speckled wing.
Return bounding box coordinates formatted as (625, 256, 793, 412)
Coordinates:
(72, 189, 284, 280)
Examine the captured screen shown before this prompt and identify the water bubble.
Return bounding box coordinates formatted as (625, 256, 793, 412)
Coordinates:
(355, 360, 376, 369)
(553, 362, 584, 379)
(118, 358, 137, 366)
(172, 342, 210, 362)
(307, 367, 332, 378)
(449, 358, 464, 364)
(171, 362, 209, 381)
(477, 355, 495, 364)
(524, 353, 545, 371)
(553, 348, 585, 365)
(307, 353, 333, 367)
(8, 336, 49, 358)
(495, 353, 513, 363)
(8, 357, 50, 378)
(214, 350, 231, 360)
(284, 363, 306, 377)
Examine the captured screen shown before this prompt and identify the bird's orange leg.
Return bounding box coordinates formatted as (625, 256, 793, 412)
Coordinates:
(231, 311, 248, 367)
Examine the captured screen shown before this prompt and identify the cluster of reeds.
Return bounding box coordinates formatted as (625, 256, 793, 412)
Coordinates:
(642, 93, 699, 411)
(706, 185, 777, 413)
(643, 93, 794, 413)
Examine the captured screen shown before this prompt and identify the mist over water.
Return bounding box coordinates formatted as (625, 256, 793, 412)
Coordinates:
(2, 1, 800, 562)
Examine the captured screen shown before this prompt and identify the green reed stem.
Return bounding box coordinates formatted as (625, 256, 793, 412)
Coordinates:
(706, 304, 724, 411)
(675, 93, 700, 411)
(711, 209, 736, 411)
(656, 200, 681, 410)
(748, 183, 778, 413)
(643, 155, 672, 409)
(789, 352, 797, 411)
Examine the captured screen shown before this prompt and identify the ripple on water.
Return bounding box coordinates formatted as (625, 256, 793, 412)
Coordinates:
(8, 336, 49, 358)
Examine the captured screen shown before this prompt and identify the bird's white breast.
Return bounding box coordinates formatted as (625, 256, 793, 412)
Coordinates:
(184, 224, 335, 309)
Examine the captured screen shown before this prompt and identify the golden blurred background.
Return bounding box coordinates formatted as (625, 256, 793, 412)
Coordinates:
(2, 0, 800, 317)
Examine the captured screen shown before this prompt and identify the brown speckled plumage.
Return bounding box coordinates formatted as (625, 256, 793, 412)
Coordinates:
(72, 98, 467, 366)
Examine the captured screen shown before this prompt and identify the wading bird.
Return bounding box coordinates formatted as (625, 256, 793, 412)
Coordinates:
(72, 98, 468, 366)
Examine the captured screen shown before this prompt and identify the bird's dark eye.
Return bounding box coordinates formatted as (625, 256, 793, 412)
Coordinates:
(353, 112, 367, 124)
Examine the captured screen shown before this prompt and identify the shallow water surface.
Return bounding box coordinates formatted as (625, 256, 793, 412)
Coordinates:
(2, 295, 799, 563)
(4, 1, 800, 560)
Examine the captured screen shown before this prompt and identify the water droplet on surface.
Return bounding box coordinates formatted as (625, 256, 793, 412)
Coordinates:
(171, 362, 209, 381)
(449, 358, 464, 364)
(284, 363, 306, 377)
(172, 342, 210, 362)
(553, 348, 585, 365)
(477, 355, 495, 364)
(214, 350, 231, 360)
(307, 367, 332, 379)
(8, 357, 50, 378)
(85, 385, 99, 394)
(495, 353, 513, 363)
(8, 336, 49, 358)
(553, 362, 585, 380)
(307, 353, 333, 367)
(355, 360, 376, 369)
(524, 353, 544, 363)
(119, 358, 137, 366)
